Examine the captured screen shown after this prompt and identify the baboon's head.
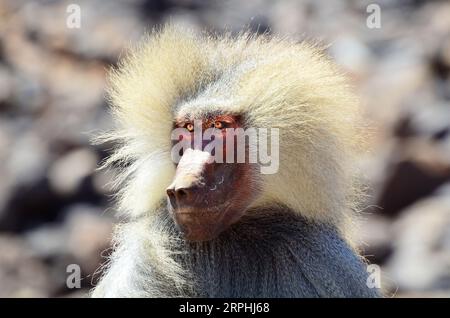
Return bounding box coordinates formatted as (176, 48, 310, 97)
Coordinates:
(104, 25, 363, 243)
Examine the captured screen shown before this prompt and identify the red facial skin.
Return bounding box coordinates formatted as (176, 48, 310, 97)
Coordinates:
(166, 115, 259, 242)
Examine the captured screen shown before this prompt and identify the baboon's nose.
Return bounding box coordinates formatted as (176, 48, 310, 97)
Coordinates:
(166, 186, 194, 207)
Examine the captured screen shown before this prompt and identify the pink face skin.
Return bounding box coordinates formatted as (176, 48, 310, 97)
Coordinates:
(166, 115, 260, 242)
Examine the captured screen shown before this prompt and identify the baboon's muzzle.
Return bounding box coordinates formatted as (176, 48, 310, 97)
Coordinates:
(166, 148, 247, 242)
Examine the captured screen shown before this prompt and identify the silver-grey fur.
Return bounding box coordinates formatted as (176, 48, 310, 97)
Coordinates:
(93, 204, 379, 297)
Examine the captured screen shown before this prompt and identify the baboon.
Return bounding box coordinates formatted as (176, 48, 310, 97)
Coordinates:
(92, 25, 379, 297)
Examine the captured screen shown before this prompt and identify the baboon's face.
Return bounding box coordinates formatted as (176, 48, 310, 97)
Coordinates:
(166, 114, 260, 242)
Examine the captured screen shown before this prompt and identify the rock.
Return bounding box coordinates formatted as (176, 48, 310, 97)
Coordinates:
(7, 131, 49, 187)
(26, 224, 67, 258)
(48, 148, 99, 196)
(329, 36, 373, 76)
(270, 0, 307, 35)
(0, 64, 13, 106)
(23, 204, 113, 294)
(0, 235, 52, 297)
(384, 193, 450, 293)
(65, 204, 113, 275)
(374, 138, 450, 218)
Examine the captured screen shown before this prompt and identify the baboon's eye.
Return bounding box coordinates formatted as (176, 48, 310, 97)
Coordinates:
(214, 121, 224, 129)
(186, 123, 194, 132)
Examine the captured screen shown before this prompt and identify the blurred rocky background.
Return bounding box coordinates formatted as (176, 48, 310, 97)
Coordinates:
(0, 0, 449, 297)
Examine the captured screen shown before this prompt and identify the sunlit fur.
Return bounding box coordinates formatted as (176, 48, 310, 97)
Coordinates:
(92, 25, 373, 297)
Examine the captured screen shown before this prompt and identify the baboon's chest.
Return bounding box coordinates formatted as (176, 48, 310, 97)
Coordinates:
(183, 213, 322, 297)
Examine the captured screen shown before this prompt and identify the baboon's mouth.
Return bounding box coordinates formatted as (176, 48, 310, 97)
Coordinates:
(169, 203, 241, 242)
(173, 201, 230, 215)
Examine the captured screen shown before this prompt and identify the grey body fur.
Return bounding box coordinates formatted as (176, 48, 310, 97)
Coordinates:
(93, 206, 378, 297)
